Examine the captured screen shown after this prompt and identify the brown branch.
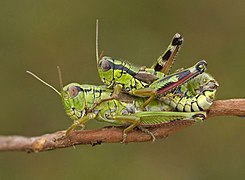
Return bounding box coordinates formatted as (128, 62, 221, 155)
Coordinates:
(0, 99, 244, 153)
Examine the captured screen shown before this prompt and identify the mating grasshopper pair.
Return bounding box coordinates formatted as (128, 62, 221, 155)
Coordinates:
(27, 20, 218, 142)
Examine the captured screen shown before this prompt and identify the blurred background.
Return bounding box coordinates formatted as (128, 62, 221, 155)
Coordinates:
(0, 0, 244, 179)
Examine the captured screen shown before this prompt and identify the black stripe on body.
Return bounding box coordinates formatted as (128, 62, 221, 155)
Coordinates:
(116, 61, 125, 79)
(95, 88, 102, 99)
(196, 94, 204, 111)
(109, 60, 149, 91)
(84, 87, 92, 93)
(175, 96, 184, 111)
(109, 61, 137, 77)
(76, 86, 83, 92)
(184, 104, 191, 112)
(190, 102, 195, 112)
(92, 87, 96, 100)
(95, 88, 106, 99)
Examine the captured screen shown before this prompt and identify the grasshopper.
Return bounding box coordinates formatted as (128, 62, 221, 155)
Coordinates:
(27, 69, 206, 142)
(95, 20, 218, 111)
(26, 21, 218, 142)
(97, 56, 208, 109)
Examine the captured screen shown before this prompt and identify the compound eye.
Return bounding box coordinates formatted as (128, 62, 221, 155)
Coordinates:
(68, 85, 79, 98)
(100, 60, 111, 71)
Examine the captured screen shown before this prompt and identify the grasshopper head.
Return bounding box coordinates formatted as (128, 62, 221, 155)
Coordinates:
(61, 83, 86, 120)
(97, 56, 116, 88)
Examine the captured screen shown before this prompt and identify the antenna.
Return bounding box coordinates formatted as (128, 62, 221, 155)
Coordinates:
(26, 71, 61, 96)
(57, 66, 64, 92)
(96, 19, 99, 63)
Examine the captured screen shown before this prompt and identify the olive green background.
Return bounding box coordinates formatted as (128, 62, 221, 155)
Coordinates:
(0, 0, 244, 179)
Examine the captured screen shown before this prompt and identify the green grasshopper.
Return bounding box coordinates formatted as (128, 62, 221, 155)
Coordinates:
(27, 69, 206, 142)
(26, 21, 217, 142)
(97, 56, 208, 109)
(95, 21, 218, 111)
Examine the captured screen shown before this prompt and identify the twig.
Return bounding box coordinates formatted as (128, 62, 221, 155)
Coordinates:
(0, 99, 244, 153)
